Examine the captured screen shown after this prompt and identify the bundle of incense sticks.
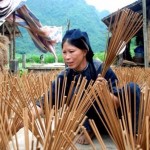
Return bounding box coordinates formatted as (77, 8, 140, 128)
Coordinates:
(0, 71, 59, 149)
(113, 67, 150, 88)
(1, 69, 150, 149)
(91, 79, 150, 149)
(102, 8, 143, 77)
(0, 71, 105, 149)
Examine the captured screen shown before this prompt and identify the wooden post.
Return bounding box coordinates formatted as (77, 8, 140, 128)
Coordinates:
(22, 54, 26, 68)
(9, 60, 18, 73)
(13, 11, 16, 60)
(9, 11, 19, 73)
(9, 36, 13, 61)
(67, 19, 70, 30)
(2, 23, 4, 35)
(142, 0, 149, 67)
(148, 10, 150, 63)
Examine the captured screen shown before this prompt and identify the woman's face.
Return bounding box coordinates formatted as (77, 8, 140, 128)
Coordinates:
(62, 41, 87, 71)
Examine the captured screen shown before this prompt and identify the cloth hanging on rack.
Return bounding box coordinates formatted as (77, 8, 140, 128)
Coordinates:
(6, 5, 62, 58)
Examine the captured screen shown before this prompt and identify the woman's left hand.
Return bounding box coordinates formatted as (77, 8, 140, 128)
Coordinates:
(95, 74, 108, 85)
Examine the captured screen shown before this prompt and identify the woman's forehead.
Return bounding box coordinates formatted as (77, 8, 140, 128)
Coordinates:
(62, 41, 77, 49)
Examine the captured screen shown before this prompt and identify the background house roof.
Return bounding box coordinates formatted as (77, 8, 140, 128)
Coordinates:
(0, 21, 22, 38)
(102, 0, 150, 27)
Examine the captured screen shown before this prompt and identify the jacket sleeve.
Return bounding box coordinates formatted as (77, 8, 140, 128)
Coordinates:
(103, 67, 119, 95)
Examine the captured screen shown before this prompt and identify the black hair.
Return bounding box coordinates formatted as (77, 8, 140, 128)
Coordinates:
(61, 29, 94, 62)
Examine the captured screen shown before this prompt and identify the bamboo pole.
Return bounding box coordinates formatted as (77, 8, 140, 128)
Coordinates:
(142, 0, 149, 67)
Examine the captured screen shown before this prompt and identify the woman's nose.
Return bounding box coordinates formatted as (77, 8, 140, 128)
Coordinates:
(65, 53, 71, 60)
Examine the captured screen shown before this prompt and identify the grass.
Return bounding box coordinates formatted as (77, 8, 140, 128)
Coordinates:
(16, 52, 105, 65)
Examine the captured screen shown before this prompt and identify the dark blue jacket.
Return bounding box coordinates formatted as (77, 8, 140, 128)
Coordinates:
(37, 60, 118, 107)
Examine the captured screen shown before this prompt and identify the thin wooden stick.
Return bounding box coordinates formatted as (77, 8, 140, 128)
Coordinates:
(81, 126, 96, 150)
(89, 119, 108, 150)
(146, 116, 149, 150)
(23, 107, 29, 150)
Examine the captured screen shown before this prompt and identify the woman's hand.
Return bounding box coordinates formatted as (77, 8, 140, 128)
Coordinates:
(95, 74, 119, 108)
(95, 74, 108, 85)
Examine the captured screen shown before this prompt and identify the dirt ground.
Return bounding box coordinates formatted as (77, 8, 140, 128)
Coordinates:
(10, 128, 116, 150)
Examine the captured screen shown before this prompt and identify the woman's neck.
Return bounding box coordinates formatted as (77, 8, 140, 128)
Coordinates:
(73, 61, 89, 72)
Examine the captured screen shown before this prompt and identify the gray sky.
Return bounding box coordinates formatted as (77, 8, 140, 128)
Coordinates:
(85, 0, 136, 12)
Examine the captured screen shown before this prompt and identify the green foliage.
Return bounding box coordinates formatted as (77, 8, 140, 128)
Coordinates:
(44, 54, 64, 63)
(130, 37, 136, 57)
(94, 52, 105, 61)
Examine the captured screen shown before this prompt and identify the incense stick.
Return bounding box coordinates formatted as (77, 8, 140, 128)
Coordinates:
(102, 8, 143, 77)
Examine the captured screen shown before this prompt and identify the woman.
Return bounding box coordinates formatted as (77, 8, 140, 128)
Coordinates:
(36, 29, 140, 145)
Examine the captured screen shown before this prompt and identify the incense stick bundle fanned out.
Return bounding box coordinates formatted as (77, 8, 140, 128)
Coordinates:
(91, 79, 150, 149)
(113, 67, 148, 88)
(0, 72, 58, 149)
(0, 72, 99, 149)
(102, 8, 143, 76)
(1, 70, 150, 149)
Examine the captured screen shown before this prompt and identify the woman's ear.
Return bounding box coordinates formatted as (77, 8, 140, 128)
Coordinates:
(84, 49, 88, 57)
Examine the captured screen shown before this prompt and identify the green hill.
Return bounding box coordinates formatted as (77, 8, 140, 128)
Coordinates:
(16, 0, 110, 55)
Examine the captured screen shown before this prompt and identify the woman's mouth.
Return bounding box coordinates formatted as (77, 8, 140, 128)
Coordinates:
(67, 62, 74, 66)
